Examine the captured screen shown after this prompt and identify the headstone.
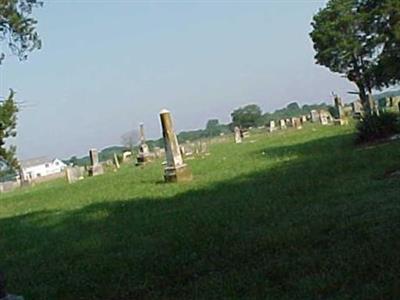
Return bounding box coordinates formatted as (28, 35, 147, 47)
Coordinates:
(384, 97, 391, 108)
(279, 119, 286, 130)
(292, 117, 302, 129)
(160, 109, 192, 182)
(269, 120, 275, 133)
(153, 147, 164, 158)
(179, 145, 186, 156)
(182, 143, 194, 157)
(234, 126, 242, 144)
(88, 148, 104, 176)
(389, 96, 400, 111)
(200, 141, 209, 154)
(352, 100, 363, 117)
(113, 153, 120, 169)
(310, 110, 319, 123)
(65, 166, 84, 184)
(279, 119, 287, 130)
(373, 98, 380, 116)
(320, 113, 328, 125)
(122, 151, 132, 162)
(333, 93, 347, 125)
(89, 148, 99, 166)
(136, 123, 153, 165)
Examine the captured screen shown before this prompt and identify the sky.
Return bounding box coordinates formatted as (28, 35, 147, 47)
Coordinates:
(0, 0, 356, 160)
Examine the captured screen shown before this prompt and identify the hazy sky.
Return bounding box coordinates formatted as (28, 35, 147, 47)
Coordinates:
(0, 0, 355, 160)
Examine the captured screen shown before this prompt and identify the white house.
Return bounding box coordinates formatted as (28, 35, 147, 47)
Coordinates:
(20, 157, 67, 180)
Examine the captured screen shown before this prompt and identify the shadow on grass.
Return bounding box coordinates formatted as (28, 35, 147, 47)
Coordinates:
(1, 134, 400, 300)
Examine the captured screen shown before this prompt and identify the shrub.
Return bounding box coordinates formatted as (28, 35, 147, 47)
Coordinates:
(356, 112, 400, 144)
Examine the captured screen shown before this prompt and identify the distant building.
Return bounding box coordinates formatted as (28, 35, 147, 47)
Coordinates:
(20, 157, 67, 181)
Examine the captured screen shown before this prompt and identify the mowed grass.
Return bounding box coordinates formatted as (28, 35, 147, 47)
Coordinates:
(0, 124, 399, 300)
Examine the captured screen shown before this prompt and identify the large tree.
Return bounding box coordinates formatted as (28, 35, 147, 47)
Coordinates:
(362, 0, 400, 88)
(231, 104, 262, 128)
(0, 89, 18, 169)
(0, 0, 42, 63)
(0, 0, 41, 169)
(310, 0, 400, 115)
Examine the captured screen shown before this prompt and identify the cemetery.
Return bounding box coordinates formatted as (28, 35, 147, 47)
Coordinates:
(0, 116, 399, 299)
(0, 0, 400, 299)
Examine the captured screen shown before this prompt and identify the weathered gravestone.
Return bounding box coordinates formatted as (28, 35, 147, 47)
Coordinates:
(65, 166, 85, 184)
(234, 126, 242, 144)
(122, 151, 132, 163)
(269, 120, 276, 133)
(310, 110, 320, 123)
(136, 123, 153, 165)
(367, 94, 379, 115)
(292, 117, 302, 129)
(351, 100, 363, 117)
(333, 93, 348, 125)
(388, 96, 400, 111)
(320, 114, 329, 125)
(0, 271, 24, 300)
(88, 148, 104, 176)
(113, 153, 120, 169)
(160, 109, 192, 182)
(242, 130, 250, 138)
(153, 147, 165, 159)
(200, 141, 209, 154)
(279, 119, 287, 130)
(182, 143, 194, 157)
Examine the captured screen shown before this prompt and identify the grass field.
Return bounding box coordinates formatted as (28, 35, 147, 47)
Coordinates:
(1, 124, 399, 299)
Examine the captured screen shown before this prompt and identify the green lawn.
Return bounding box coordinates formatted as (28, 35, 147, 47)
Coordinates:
(1, 124, 399, 299)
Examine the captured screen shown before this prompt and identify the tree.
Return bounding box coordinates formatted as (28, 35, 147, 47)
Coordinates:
(0, 0, 42, 63)
(121, 130, 139, 150)
(286, 102, 301, 111)
(0, 0, 42, 172)
(362, 0, 400, 88)
(310, 0, 388, 114)
(0, 90, 19, 169)
(231, 104, 262, 128)
(205, 119, 220, 137)
(68, 156, 78, 166)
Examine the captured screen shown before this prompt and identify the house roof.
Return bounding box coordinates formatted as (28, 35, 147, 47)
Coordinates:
(20, 157, 54, 168)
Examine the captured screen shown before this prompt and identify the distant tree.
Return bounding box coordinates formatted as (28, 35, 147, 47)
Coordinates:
(205, 119, 220, 136)
(0, 0, 42, 63)
(310, 0, 400, 115)
(231, 104, 262, 128)
(121, 130, 139, 150)
(286, 102, 301, 111)
(0, 90, 19, 169)
(206, 119, 219, 129)
(68, 156, 78, 166)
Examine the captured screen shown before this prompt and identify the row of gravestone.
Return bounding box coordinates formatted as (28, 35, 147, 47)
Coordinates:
(67, 109, 193, 184)
(233, 95, 358, 144)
